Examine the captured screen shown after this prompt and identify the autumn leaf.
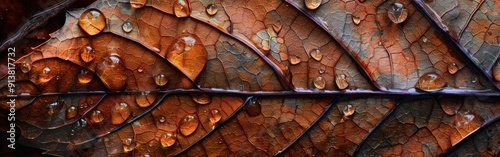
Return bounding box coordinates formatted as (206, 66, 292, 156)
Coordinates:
(0, 0, 499, 156)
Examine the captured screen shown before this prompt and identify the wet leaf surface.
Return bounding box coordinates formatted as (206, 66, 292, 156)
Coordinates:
(0, 0, 499, 156)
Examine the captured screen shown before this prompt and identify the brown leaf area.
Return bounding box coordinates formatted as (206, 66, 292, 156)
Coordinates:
(0, 0, 499, 157)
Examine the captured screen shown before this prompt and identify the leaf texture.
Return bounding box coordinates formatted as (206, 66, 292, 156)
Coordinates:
(0, 0, 499, 156)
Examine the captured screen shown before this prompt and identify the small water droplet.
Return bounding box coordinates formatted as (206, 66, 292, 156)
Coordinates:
(343, 104, 355, 117)
(123, 138, 135, 152)
(290, 56, 301, 65)
(130, 0, 147, 8)
(78, 9, 106, 35)
(111, 102, 131, 125)
(335, 74, 349, 90)
(206, 4, 218, 16)
(358, 0, 366, 3)
(47, 101, 62, 115)
(493, 61, 500, 82)
(272, 23, 282, 33)
(69, 119, 88, 144)
(160, 132, 176, 148)
(209, 109, 222, 124)
(415, 72, 446, 92)
(39, 66, 53, 83)
(67, 106, 77, 119)
(387, 2, 408, 24)
(21, 62, 31, 73)
(447, 62, 459, 74)
(245, 99, 261, 117)
(422, 37, 428, 43)
(174, 0, 190, 18)
(78, 69, 93, 84)
(191, 94, 211, 105)
(154, 73, 168, 86)
(122, 20, 133, 33)
(80, 45, 95, 63)
(79, 102, 88, 110)
(137, 66, 144, 73)
(305, 0, 322, 10)
(471, 77, 478, 83)
(352, 15, 361, 25)
(310, 49, 323, 61)
(179, 114, 199, 136)
(159, 116, 166, 123)
(148, 140, 160, 149)
(95, 54, 127, 91)
(313, 76, 326, 90)
(438, 99, 462, 116)
(319, 66, 326, 74)
(135, 91, 156, 107)
(89, 110, 104, 123)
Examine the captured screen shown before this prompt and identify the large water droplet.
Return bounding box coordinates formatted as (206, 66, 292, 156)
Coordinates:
(154, 73, 168, 86)
(78, 9, 106, 36)
(343, 104, 355, 117)
(21, 62, 31, 73)
(438, 99, 462, 116)
(89, 110, 104, 123)
(305, 0, 322, 10)
(78, 69, 93, 84)
(335, 74, 349, 90)
(454, 110, 475, 127)
(310, 49, 323, 61)
(290, 56, 301, 65)
(191, 94, 211, 105)
(66, 106, 78, 119)
(174, 0, 190, 18)
(245, 99, 261, 117)
(122, 20, 133, 33)
(448, 62, 459, 74)
(206, 4, 218, 16)
(160, 132, 176, 148)
(123, 138, 135, 152)
(130, 0, 147, 9)
(209, 109, 222, 124)
(179, 114, 199, 136)
(80, 45, 95, 63)
(166, 34, 207, 81)
(387, 2, 408, 24)
(39, 66, 53, 83)
(313, 76, 326, 90)
(352, 15, 361, 25)
(95, 54, 127, 91)
(493, 61, 500, 82)
(111, 102, 131, 125)
(415, 72, 446, 92)
(135, 91, 156, 107)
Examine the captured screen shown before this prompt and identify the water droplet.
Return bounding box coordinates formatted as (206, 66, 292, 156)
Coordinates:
(166, 34, 207, 81)
(471, 77, 478, 83)
(154, 73, 168, 86)
(335, 74, 349, 90)
(135, 91, 156, 107)
(123, 138, 135, 152)
(290, 56, 301, 65)
(438, 99, 462, 116)
(137, 66, 144, 73)
(159, 116, 166, 123)
(245, 99, 261, 117)
(148, 140, 160, 149)
(422, 37, 428, 43)
(179, 114, 199, 136)
(122, 20, 133, 33)
(209, 109, 222, 124)
(358, 0, 365, 3)
(95, 54, 127, 91)
(493, 61, 500, 82)
(78, 9, 106, 36)
(305, 0, 322, 10)
(67, 106, 77, 119)
(454, 110, 475, 127)
(130, 0, 147, 9)
(313, 76, 326, 90)
(39, 66, 53, 83)
(79, 102, 88, 110)
(415, 72, 446, 92)
(191, 94, 211, 105)
(80, 45, 95, 63)
(319, 66, 326, 74)
(78, 69, 93, 84)
(448, 62, 459, 74)
(89, 110, 104, 123)
(272, 23, 282, 33)
(69, 119, 88, 144)
(21, 62, 31, 73)
(160, 132, 176, 148)
(111, 102, 131, 125)
(206, 4, 218, 16)
(343, 104, 355, 117)
(387, 2, 408, 24)
(352, 15, 361, 25)
(310, 49, 323, 61)
(47, 101, 62, 115)
(174, 0, 190, 17)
